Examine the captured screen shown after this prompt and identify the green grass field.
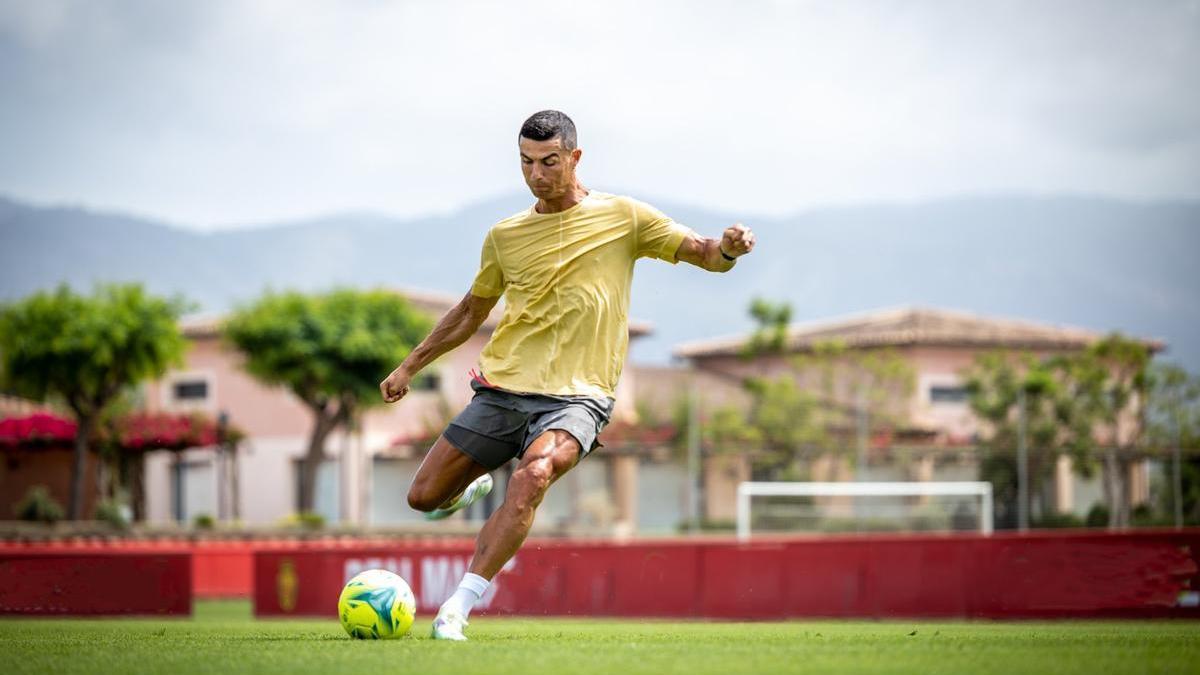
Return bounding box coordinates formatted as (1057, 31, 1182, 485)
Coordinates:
(1, 601, 1197, 675)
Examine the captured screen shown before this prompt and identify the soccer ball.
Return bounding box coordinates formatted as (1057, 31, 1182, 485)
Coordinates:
(337, 569, 416, 639)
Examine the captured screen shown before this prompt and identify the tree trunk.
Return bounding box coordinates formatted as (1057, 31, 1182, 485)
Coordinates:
(1116, 453, 1134, 527)
(1103, 447, 1131, 529)
(96, 451, 110, 503)
(230, 443, 241, 521)
(1025, 452, 1043, 527)
(69, 416, 94, 520)
(297, 409, 338, 514)
(1102, 447, 1115, 528)
(129, 452, 146, 522)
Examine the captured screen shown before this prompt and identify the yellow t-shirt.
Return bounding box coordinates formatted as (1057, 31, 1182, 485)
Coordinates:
(470, 191, 693, 399)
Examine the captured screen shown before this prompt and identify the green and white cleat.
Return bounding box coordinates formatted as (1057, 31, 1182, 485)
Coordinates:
(430, 611, 469, 641)
(425, 474, 493, 521)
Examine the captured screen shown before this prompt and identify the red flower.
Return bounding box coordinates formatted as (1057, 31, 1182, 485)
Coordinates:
(0, 413, 77, 448)
(115, 412, 221, 451)
(1, 411, 239, 452)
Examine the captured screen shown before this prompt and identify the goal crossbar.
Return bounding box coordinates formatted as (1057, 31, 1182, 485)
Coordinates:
(736, 481, 994, 540)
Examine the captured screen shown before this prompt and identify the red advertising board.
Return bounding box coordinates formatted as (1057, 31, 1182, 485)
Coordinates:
(254, 530, 1200, 619)
(0, 550, 192, 615)
(193, 542, 256, 598)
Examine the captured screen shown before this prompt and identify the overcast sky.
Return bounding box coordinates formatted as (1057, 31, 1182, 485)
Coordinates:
(1, 0, 1197, 229)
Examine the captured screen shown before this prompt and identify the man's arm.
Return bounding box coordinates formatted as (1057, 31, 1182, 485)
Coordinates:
(379, 292, 500, 403)
(674, 223, 756, 271)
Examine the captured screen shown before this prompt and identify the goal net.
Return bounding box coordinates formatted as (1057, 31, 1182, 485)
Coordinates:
(735, 481, 993, 540)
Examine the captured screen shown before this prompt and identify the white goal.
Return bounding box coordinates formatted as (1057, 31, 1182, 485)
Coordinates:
(735, 481, 994, 541)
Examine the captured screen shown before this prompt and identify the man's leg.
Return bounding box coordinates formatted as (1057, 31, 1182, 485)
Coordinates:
(470, 429, 579, 577)
(407, 435, 491, 512)
(432, 429, 580, 640)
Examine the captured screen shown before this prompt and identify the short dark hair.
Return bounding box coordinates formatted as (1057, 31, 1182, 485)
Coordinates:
(519, 110, 577, 149)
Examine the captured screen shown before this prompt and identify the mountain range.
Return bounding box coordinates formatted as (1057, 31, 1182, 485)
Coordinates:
(1, 192, 1197, 370)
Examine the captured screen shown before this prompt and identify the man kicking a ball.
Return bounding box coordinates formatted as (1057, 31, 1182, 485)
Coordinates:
(379, 110, 755, 640)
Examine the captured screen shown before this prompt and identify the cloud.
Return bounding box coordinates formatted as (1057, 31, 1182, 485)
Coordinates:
(0, 0, 1197, 227)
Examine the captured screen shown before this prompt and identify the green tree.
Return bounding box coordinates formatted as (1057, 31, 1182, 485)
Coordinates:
(1144, 363, 1200, 525)
(708, 376, 825, 479)
(1146, 364, 1200, 449)
(222, 289, 431, 513)
(794, 340, 916, 455)
(965, 353, 1087, 528)
(744, 298, 792, 356)
(709, 299, 914, 480)
(0, 284, 187, 518)
(966, 335, 1156, 529)
(1070, 335, 1153, 527)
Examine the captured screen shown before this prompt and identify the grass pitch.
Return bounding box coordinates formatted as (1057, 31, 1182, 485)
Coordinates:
(1, 601, 1197, 675)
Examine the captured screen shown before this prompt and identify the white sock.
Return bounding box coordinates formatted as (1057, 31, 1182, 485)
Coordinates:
(439, 572, 490, 619)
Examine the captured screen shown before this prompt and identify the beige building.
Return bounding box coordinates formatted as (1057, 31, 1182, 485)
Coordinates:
(140, 300, 1165, 535)
(669, 306, 1165, 526)
(140, 288, 653, 531)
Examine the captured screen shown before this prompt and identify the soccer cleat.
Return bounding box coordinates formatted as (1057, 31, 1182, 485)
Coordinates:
(430, 611, 469, 641)
(425, 474, 493, 521)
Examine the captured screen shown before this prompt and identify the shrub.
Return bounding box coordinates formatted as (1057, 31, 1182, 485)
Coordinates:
(278, 512, 325, 531)
(1131, 504, 1172, 528)
(676, 518, 736, 533)
(14, 485, 64, 524)
(95, 499, 130, 530)
(193, 513, 216, 530)
(297, 511, 325, 530)
(1085, 502, 1110, 528)
(1032, 511, 1085, 529)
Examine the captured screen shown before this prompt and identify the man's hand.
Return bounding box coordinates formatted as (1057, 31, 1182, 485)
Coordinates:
(377, 292, 500, 404)
(674, 222, 756, 272)
(380, 367, 413, 403)
(720, 223, 755, 258)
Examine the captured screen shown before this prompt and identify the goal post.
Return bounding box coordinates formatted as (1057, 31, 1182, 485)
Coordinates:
(735, 481, 994, 541)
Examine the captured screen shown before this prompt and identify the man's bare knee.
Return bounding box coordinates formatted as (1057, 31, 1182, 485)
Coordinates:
(407, 491, 433, 512)
(407, 483, 441, 512)
(406, 435, 488, 513)
(506, 432, 579, 512)
(508, 460, 554, 509)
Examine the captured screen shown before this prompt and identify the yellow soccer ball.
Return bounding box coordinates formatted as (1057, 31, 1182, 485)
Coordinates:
(337, 569, 416, 639)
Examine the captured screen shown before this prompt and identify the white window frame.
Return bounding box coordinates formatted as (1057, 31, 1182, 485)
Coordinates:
(921, 374, 969, 407)
(162, 370, 216, 413)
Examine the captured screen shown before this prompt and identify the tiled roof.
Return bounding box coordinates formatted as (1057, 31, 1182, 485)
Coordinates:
(674, 306, 1164, 358)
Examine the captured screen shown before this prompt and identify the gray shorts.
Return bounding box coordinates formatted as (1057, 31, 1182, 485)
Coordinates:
(442, 379, 615, 470)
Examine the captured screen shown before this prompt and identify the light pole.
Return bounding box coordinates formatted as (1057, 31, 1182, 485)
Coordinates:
(687, 385, 701, 534)
(1174, 426, 1184, 530)
(856, 387, 869, 479)
(216, 411, 228, 522)
(1017, 387, 1029, 532)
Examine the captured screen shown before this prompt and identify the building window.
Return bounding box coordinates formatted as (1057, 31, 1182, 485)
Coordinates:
(930, 386, 968, 404)
(164, 372, 214, 411)
(173, 380, 209, 401)
(411, 372, 441, 392)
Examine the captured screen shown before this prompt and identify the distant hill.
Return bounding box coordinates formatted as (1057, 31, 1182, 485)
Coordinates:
(1, 192, 1198, 370)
